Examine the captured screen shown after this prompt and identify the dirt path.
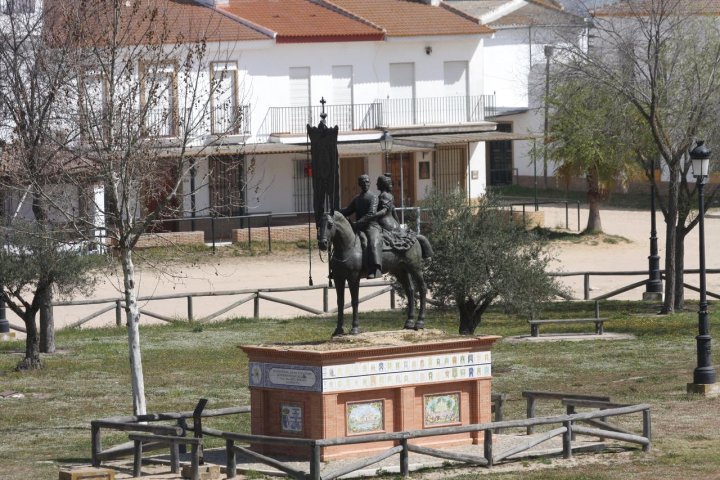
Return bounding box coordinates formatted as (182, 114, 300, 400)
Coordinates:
(6, 206, 720, 339)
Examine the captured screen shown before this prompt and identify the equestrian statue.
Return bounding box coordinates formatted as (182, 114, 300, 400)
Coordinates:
(317, 173, 433, 336)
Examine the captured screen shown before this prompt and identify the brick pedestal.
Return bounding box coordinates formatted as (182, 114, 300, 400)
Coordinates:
(241, 333, 500, 460)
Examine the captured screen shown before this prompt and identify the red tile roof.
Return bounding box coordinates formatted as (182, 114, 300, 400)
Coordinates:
(45, 0, 270, 47)
(326, 0, 494, 37)
(218, 0, 385, 43)
(594, 0, 720, 17)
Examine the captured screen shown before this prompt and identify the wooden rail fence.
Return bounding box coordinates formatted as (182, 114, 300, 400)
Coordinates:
(91, 393, 650, 479)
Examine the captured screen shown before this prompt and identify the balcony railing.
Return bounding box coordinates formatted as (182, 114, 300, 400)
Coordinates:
(257, 102, 381, 140)
(256, 95, 496, 138)
(378, 95, 495, 127)
(211, 104, 251, 136)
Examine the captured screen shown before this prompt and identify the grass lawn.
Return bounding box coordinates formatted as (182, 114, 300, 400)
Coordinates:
(1, 301, 719, 479)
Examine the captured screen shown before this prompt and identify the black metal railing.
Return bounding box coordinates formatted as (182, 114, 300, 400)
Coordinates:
(257, 103, 381, 139)
(378, 94, 496, 127)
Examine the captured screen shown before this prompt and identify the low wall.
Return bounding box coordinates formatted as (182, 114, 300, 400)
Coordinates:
(232, 225, 311, 244)
(134, 231, 205, 249)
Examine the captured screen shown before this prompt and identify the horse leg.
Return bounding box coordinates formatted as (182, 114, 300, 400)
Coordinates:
(398, 271, 416, 330)
(411, 269, 427, 331)
(332, 275, 346, 337)
(348, 275, 361, 335)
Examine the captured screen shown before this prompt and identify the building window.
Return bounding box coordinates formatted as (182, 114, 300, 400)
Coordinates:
(142, 63, 177, 137)
(79, 72, 108, 141)
(293, 158, 313, 212)
(211, 62, 242, 135)
(209, 155, 245, 217)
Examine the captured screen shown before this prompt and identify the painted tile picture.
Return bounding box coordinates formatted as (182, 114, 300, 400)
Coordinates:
(280, 403, 303, 434)
(424, 393, 461, 427)
(346, 400, 384, 435)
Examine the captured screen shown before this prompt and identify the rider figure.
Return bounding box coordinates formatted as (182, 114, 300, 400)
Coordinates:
(340, 174, 383, 279)
(376, 173, 400, 231)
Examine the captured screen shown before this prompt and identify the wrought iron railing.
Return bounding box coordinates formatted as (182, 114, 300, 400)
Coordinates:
(256, 95, 497, 138)
(257, 102, 382, 139)
(378, 94, 496, 127)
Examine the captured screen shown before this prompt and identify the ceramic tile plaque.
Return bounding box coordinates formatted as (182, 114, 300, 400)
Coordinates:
(280, 402, 304, 434)
(249, 351, 492, 393)
(423, 392, 461, 428)
(346, 400, 384, 435)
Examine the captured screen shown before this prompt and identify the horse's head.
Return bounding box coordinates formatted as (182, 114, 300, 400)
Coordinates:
(317, 212, 335, 251)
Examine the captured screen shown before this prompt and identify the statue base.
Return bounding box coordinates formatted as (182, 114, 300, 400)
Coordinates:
(241, 330, 501, 460)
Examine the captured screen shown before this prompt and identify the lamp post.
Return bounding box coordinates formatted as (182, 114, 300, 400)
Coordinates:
(543, 45, 554, 190)
(380, 129, 393, 174)
(643, 158, 662, 300)
(687, 141, 717, 394)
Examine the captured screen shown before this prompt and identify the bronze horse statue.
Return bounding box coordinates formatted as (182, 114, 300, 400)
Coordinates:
(317, 211, 432, 336)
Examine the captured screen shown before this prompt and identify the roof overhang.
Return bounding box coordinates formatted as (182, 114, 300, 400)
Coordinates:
(395, 131, 540, 148)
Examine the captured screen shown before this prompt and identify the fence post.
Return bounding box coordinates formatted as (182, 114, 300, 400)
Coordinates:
(484, 429, 493, 468)
(211, 214, 216, 255)
(400, 438, 409, 477)
(187, 296, 194, 323)
(247, 217, 252, 250)
(267, 214, 272, 253)
(562, 420, 572, 459)
(254, 293, 260, 319)
(584, 274, 590, 300)
(310, 443, 321, 480)
(115, 300, 122, 327)
(566, 405, 576, 440)
(323, 287, 329, 313)
(416, 207, 421, 234)
(91, 422, 101, 467)
(577, 201, 581, 232)
(192, 398, 208, 466)
(526, 396, 536, 434)
(565, 201, 569, 230)
(226, 439, 236, 478)
(642, 409, 652, 452)
(391, 289, 396, 310)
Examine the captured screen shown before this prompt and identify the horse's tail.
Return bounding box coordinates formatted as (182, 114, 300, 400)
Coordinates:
(417, 234, 434, 259)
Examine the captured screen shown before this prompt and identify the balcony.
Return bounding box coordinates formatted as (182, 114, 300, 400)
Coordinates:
(257, 95, 496, 139)
(258, 102, 382, 140)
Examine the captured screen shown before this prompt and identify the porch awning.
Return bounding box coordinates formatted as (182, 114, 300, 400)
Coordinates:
(394, 131, 541, 148)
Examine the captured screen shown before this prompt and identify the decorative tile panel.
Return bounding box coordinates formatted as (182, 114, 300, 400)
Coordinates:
(423, 392, 461, 427)
(249, 352, 491, 393)
(280, 402, 304, 434)
(346, 400, 384, 435)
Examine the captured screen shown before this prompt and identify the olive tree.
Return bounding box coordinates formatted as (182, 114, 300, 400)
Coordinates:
(0, 225, 100, 370)
(424, 190, 565, 335)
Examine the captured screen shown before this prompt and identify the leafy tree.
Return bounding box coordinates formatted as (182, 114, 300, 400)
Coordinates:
(546, 75, 647, 233)
(557, 1, 720, 312)
(0, 225, 100, 370)
(424, 190, 566, 335)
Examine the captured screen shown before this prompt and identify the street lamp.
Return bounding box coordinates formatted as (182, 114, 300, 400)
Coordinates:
(687, 140, 717, 394)
(643, 158, 662, 300)
(543, 45, 554, 190)
(380, 129, 393, 174)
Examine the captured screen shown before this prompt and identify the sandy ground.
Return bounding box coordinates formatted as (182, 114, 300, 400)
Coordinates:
(5, 205, 720, 339)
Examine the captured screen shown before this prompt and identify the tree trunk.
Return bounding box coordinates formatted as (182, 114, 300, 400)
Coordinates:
(585, 169, 603, 234)
(674, 228, 686, 311)
(458, 299, 476, 335)
(39, 287, 55, 353)
(120, 247, 147, 416)
(662, 167, 679, 314)
(17, 310, 41, 371)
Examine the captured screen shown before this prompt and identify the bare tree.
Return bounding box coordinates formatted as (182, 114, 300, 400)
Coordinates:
(46, 0, 246, 414)
(556, 0, 720, 312)
(0, 0, 96, 362)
